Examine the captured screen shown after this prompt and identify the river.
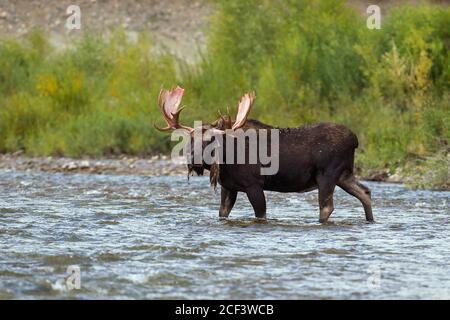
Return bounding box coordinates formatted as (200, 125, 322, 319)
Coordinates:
(0, 169, 449, 299)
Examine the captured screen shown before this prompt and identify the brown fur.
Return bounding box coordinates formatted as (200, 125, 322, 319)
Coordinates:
(189, 119, 373, 223)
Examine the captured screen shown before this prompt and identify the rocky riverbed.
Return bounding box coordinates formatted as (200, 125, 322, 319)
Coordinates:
(0, 153, 188, 176)
(0, 152, 406, 184)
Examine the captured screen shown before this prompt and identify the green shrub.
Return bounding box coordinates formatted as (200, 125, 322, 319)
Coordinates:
(0, 0, 448, 188)
(404, 149, 449, 190)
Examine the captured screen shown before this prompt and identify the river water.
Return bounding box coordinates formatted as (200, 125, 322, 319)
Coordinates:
(0, 169, 448, 299)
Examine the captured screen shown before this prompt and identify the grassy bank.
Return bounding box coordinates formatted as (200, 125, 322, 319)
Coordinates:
(0, 0, 448, 189)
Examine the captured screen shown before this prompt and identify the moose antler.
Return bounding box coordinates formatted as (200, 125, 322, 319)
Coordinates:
(208, 92, 256, 136)
(232, 92, 255, 130)
(155, 86, 194, 132)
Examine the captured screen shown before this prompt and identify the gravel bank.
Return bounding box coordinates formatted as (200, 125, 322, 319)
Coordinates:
(0, 153, 188, 176)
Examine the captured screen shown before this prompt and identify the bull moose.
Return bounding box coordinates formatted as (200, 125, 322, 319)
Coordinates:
(156, 86, 373, 223)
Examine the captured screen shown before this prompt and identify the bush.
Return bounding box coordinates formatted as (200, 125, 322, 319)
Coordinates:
(0, 1, 448, 188)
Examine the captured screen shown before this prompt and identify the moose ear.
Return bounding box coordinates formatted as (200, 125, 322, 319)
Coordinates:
(212, 113, 232, 130)
(232, 92, 255, 130)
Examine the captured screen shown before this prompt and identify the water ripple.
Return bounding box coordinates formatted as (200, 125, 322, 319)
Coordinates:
(0, 170, 449, 299)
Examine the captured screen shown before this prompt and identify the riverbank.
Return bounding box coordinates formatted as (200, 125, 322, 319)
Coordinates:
(0, 152, 408, 184)
(0, 153, 187, 176)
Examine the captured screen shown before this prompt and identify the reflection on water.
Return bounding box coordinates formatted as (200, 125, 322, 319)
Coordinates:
(0, 170, 449, 299)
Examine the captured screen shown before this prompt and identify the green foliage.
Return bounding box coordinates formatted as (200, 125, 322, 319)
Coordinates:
(0, 1, 448, 188)
(189, 0, 449, 181)
(404, 149, 449, 190)
(0, 30, 47, 95)
(0, 30, 178, 156)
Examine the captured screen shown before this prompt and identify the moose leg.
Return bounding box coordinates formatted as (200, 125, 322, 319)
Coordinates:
(338, 175, 373, 221)
(317, 175, 336, 223)
(219, 187, 238, 219)
(245, 186, 266, 219)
